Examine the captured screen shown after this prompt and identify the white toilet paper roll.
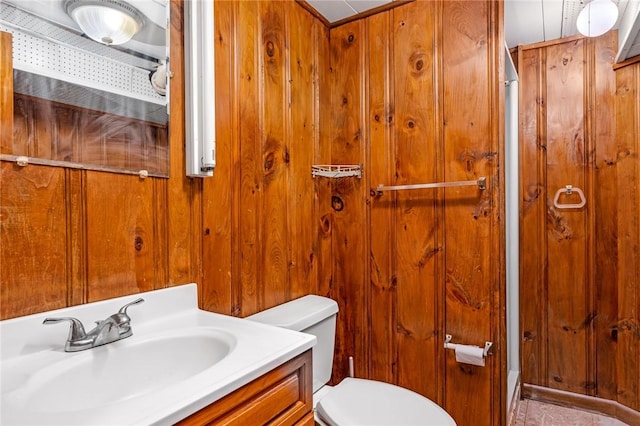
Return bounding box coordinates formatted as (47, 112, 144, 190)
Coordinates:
(454, 344, 485, 367)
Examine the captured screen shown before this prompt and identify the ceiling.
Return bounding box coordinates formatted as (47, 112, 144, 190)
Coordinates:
(306, 0, 640, 61)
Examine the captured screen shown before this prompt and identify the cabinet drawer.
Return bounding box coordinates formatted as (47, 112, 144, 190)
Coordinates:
(177, 350, 313, 426)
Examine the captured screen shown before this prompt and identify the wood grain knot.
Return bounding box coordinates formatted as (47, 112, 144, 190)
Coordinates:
(266, 41, 275, 57)
(320, 214, 331, 233)
(415, 59, 424, 71)
(374, 114, 380, 122)
(347, 33, 355, 43)
(134, 236, 144, 251)
(407, 120, 415, 129)
(264, 151, 275, 171)
(331, 196, 344, 212)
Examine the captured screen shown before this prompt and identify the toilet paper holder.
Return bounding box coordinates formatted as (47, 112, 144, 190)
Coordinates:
(444, 334, 493, 358)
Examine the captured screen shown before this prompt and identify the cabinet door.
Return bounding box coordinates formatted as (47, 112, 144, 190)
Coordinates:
(177, 350, 313, 426)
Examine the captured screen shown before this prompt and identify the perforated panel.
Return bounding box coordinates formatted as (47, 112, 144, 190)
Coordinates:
(0, 2, 164, 104)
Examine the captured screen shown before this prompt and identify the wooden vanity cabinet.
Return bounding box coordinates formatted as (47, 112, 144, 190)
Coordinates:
(177, 350, 314, 426)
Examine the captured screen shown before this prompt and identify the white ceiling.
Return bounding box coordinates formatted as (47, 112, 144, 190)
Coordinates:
(306, 0, 640, 61)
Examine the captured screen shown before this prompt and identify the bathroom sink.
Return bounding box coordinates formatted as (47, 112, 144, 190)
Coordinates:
(5, 329, 236, 413)
(0, 284, 316, 425)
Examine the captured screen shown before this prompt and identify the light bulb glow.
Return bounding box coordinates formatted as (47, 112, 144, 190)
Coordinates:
(576, 0, 619, 37)
(66, 0, 143, 45)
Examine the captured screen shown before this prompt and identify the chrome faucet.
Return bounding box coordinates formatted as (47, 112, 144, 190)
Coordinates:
(43, 298, 144, 352)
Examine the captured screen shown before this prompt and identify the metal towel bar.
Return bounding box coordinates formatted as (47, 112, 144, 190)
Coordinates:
(376, 177, 486, 193)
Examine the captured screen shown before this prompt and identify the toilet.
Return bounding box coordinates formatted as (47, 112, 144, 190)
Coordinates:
(247, 295, 457, 426)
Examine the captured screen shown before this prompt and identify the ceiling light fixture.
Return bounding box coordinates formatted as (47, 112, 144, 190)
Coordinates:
(576, 0, 619, 38)
(65, 0, 144, 45)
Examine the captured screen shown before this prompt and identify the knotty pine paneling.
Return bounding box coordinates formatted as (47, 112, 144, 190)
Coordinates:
(329, 2, 505, 425)
(519, 31, 640, 413)
(0, 164, 68, 317)
(615, 61, 640, 412)
(442, 0, 502, 422)
(200, 0, 329, 317)
(1, 0, 198, 319)
(391, 1, 440, 401)
(328, 19, 370, 384)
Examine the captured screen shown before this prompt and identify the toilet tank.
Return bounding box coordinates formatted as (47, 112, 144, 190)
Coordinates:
(246, 295, 339, 393)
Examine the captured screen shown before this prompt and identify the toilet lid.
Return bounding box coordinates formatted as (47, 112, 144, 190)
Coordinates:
(315, 378, 456, 426)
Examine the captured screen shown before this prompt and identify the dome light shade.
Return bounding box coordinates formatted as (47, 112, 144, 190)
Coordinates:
(576, 0, 619, 38)
(65, 0, 144, 45)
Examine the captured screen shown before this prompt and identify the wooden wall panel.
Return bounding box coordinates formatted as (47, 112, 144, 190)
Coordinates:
(201, 0, 234, 314)
(390, 1, 440, 400)
(201, 0, 328, 318)
(545, 39, 590, 394)
(615, 61, 640, 412)
(441, 1, 501, 424)
(84, 173, 160, 301)
(0, 164, 68, 317)
(519, 46, 547, 387)
(0, 31, 12, 153)
(1, 0, 197, 320)
(328, 1, 505, 424)
(236, 0, 262, 317)
(287, 3, 324, 301)
(591, 35, 618, 402)
(328, 20, 370, 381)
(260, 0, 288, 310)
(367, 11, 395, 385)
(519, 31, 640, 413)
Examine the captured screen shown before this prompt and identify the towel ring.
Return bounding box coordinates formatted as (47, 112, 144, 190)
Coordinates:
(553, 185, 586, 209)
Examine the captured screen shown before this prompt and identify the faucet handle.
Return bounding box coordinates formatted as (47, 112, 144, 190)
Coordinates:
(118, 297, 144, 315)
(110, 298, 144, 338)
(43, 317, 87, 341)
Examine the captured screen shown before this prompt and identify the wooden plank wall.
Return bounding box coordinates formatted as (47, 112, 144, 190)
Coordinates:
(518, 31, 640, 412)
(614, 60, 640, 412)
(1, 1, 508, 424)
(327, 2, 505, 425)
(199, 0, 330, 315)
(0, 0, 198, 318)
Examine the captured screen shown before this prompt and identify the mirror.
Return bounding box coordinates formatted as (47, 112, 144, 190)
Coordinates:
(0, 0, 169, 177)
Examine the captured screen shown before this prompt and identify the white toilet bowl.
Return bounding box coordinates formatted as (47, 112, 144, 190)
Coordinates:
(247, 295, 456, 426)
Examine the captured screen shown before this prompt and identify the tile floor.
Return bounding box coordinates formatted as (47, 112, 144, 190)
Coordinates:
(512, 399, 630, 426)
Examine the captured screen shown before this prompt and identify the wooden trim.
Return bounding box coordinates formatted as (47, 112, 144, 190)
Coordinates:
(518, 33, 585, 51)
(294, 0, 331, 27)
(522, 384, 640, 425)
(295, 0, 414, 29)
(613, 54, 640, 70)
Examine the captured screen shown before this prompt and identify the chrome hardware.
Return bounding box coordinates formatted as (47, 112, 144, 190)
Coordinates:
(43, 298, 144, 352)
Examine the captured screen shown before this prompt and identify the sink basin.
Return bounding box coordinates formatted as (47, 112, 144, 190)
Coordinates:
(1, 283, 316, 425)
(6, 329, 236, 413)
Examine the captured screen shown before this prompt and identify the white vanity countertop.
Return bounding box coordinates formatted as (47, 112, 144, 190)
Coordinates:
(0, 284, 316, 425)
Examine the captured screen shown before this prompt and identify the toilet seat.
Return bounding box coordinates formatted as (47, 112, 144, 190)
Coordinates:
(315, 378, 456, 426)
